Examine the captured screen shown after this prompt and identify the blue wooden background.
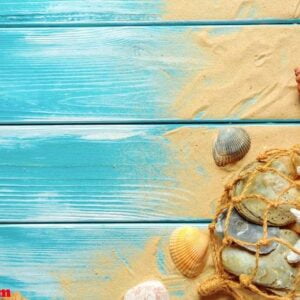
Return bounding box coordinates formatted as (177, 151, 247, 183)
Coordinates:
(0, 1, 299, 299)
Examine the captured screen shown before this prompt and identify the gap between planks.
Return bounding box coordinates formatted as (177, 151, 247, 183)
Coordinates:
(0, 18, 299, 28)
(0, 120, 299, 126)
(0, 220, 213, 225)
(0, 222, 211, 228)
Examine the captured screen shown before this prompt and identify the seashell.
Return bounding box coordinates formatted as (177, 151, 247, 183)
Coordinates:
(216, 209, 280, 254)
(169, 226, 209, 278)
(222, 229, 298, 290)
(286, 239, 300, 263)
(290, 208, 300, 223)
(289, 207, 300, 234)
(287, 208, 300, 264)
(213, 127, 251, 167)
(124, 280, 169, 300)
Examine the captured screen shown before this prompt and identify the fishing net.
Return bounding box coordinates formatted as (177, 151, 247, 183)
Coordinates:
(199, 146, 300, 300)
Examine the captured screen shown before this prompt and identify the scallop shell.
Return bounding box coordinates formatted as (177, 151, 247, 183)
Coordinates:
(169, 226, 209, 278)
(124, 280, 169, 300)
(213, 127, 251, 167)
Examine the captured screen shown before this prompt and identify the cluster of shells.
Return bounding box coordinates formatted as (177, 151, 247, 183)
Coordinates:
(168, 148, 300, 299)
(215, 149, 300, 296)
(123, 71, 300, 299)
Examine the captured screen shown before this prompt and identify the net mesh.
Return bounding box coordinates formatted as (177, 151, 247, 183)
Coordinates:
(199, 146, 300, 300)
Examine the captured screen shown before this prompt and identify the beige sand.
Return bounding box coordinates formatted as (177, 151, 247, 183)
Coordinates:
(164, 0, 300, 20)
(57, 232, 269, 299)
(165, 126, 300, 218)
(58, 237, 201, 299)
(168, 26, 300, 120)
(56, 126, 300, 299)
(51, 7, 300, 299)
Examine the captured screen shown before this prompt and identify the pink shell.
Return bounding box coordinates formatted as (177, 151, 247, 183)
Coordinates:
(124, 280, 170, 300)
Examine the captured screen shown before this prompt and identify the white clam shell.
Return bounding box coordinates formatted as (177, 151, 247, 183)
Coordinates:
(290, 208, 300, 223)
(287, 239, 300, 263)
(287, 208, 300, 264)
(213, 127, 251, 167)
(124, 280, 170, 300)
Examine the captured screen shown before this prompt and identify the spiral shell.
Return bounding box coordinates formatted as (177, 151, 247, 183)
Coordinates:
(213, 127, 251, 167)
(169, 226, 209, 278)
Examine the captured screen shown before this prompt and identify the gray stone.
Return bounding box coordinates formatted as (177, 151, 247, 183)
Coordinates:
(216, 209, 280, 254)
(222, 230, 298, 290)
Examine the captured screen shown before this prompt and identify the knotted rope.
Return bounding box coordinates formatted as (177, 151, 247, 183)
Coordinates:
(199, 146, 300, 299)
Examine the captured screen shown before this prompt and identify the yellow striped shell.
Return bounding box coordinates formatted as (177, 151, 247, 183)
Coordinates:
(213, 127, 251, 167)
(169, 226, 209, 278)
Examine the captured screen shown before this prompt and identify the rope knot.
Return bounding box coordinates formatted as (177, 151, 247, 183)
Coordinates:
(256, 166, 267, 172)
(209, 223, 215, 231)
(232, 197, 240, 204)
(222, 237, 232, 246)
(258, 238, 269, 246)
(198, 276, 227, 297)
(270, 202, 279, 208)
(239, 274, 252, 287)
(224, 184, 232, 192)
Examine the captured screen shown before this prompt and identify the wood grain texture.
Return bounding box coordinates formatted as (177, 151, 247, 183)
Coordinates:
(0, 26, 201, 122)
(0, 26, 300, 122)
(0, 224, 208, 300)
(0, 124, 298, 222)
(0, 0, 299, 24)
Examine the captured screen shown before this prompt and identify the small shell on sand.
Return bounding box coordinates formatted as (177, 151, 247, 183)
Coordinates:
(213, 127, 251, 167)
(169, 226, 209, 278)
(124, 280, 169, 300)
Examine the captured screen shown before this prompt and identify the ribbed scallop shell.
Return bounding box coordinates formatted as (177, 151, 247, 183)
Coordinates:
(169, 226, 209, 278)
(213, 127, 251, 167)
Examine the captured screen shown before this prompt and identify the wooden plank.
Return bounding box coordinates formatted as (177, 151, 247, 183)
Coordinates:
(0, 124, 299, 222)
(0, 26, 299, 122)
(0, 223, 211, 300)
(0, 0, 299, 24)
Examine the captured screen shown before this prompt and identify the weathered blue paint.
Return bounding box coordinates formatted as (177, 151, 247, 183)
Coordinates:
(0, 125, 181, 222)
(0, 26, 299, 122)
(0, 1, 298, 299)
(0, 26, 203, 122)
(0, 0, 299, 24)
(0, 0, 163, 23)
(0, 124, 296, 223)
